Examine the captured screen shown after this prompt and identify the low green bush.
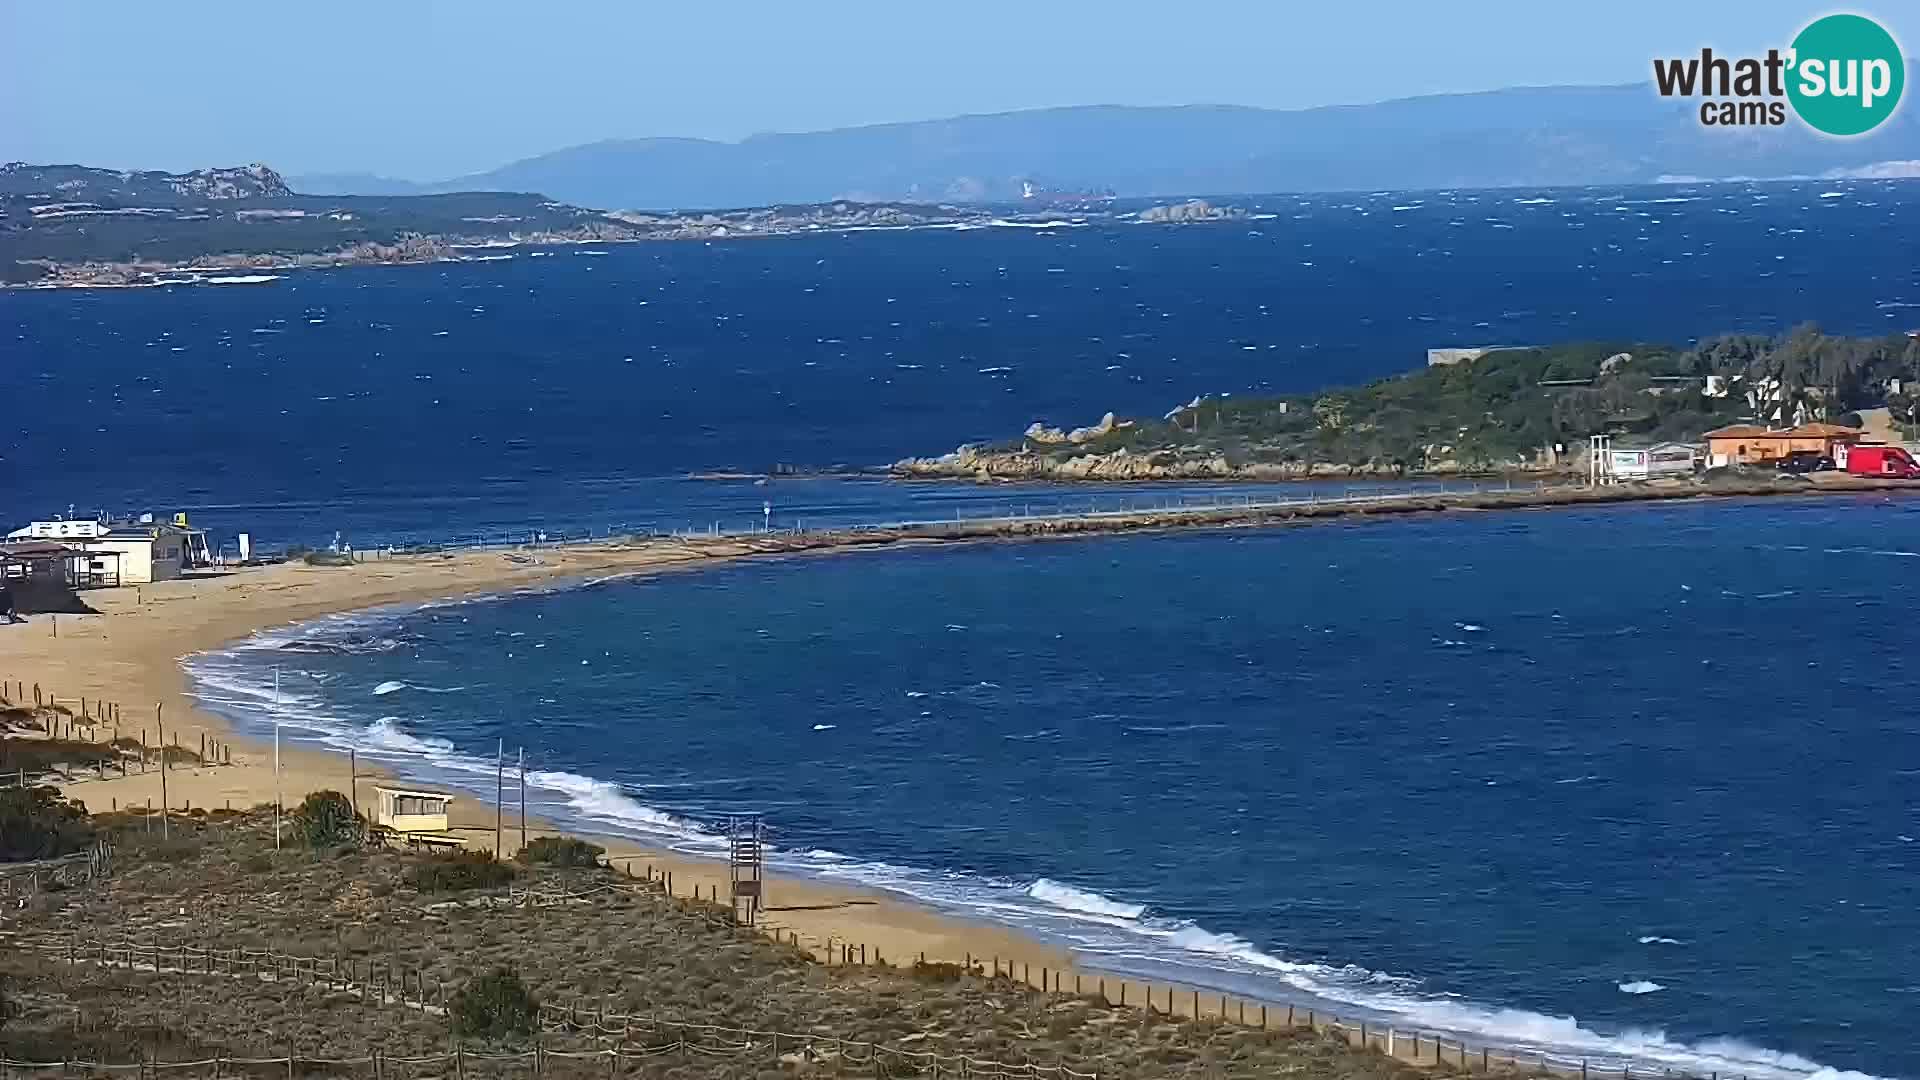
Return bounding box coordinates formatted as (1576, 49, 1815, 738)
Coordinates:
(451, 968, 538, 1039)
(909, 960, 969, 984)
(291, 790, 360, 847)
(0, 786, 95, 860)
(515, 836, 604, 867)
(407, 849, 516, 892)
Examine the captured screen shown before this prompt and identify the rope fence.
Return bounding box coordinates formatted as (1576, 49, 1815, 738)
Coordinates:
(1, 675, 1762, 1080)
(1, 935, 1096, 1079)
(2, 928, 1749, 1080)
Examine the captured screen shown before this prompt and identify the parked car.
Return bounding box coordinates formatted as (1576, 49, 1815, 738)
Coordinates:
(1775, 451, 1835, 474)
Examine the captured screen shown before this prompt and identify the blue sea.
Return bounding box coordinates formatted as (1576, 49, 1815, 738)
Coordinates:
(9, 180, 1920, 1078)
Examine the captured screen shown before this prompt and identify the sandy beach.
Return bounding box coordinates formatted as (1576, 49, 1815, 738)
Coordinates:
(2, 533, 1086, 990)
(7, 476, 1914, 1038)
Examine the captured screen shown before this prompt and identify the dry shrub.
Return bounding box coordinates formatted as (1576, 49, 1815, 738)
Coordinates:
(515, 836, 604, 867)
(451, 968, 537, 1039)
(406, 849, 516, 892)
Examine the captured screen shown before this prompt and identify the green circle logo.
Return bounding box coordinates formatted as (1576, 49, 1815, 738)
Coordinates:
(1787, 14, 1905, 136)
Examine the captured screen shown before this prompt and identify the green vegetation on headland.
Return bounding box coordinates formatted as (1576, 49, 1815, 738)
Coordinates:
(894, 327, 1920, 481)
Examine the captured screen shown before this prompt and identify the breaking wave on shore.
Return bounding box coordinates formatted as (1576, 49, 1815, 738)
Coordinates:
(179, 586, 1889, 1080)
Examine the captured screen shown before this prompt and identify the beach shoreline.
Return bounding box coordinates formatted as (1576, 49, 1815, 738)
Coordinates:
(5, 477, 1912, 1079)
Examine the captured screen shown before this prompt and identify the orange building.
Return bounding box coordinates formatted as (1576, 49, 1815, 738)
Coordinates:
(1702, 422, 1863, 466)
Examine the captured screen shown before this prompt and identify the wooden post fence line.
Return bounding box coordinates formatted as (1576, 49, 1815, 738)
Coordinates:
(6, 930, 1752, 1080)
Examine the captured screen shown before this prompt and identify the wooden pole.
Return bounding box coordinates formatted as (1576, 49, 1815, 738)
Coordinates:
(349, 748, 358, 819)
(495, 739, 504, 856)
(156, 705, 169, 841)
(519, 746, 527, 852)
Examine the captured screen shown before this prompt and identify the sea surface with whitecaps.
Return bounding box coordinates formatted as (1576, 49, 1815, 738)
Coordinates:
(6, 180, 1920, 1079)
(184, 497, 1920, 1080)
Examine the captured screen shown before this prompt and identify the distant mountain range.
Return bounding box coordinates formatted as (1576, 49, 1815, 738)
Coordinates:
(290, 87, 1920, 211)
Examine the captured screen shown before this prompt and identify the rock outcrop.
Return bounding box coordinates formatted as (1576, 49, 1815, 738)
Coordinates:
(1024, 412, 1128, 445)
(892, 442, 1567, 483)
(1136, 199, 1246, 223)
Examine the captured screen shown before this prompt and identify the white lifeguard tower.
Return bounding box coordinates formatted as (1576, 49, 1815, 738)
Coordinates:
(372, 785, 453, 834)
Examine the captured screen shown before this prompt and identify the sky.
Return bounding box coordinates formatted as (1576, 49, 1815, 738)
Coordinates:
(3, 0, 1914, 180)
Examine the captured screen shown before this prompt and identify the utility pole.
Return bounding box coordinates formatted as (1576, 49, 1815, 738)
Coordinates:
(518, 747, 527, 852)
(494, 739, 504, 857)
(156, 703, 169, 841)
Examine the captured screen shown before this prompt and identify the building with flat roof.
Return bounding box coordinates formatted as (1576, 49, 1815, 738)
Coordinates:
(371, 786, 453, 834)
(1608, 442, 1700, 481)
(6, 514, 210, 584)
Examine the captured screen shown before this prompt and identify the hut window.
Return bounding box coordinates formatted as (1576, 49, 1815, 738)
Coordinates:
(395, 796, 441, 816)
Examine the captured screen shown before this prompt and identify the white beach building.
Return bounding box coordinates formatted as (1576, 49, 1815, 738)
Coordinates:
(1606, 442, 1700, 481)
(6, 514, 211, 584)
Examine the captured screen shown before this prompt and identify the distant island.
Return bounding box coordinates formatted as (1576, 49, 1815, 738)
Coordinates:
(288, 89, 1920, 211)
(0, 163, 1242, 287)
(893, 328, 1920, 481)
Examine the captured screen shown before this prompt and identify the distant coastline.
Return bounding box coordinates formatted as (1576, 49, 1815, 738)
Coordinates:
(0, 161, 1249, 289)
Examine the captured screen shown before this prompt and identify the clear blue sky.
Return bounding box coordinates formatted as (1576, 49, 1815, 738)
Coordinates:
(2, 0, 1912, 179)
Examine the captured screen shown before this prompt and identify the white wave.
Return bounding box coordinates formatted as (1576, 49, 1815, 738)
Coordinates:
(1618, 981, 1665, 995)
(371, 680, 464, 696)
(1456, 622, 1488, 632)
(522, 768, 697, 835)
(1028, 878, 1146, 919)
(1819, 191, 1848, 199)
(1638, 936, 1682, 945)
(812, 723, 836, 731)
(364, 717, 455, 755)
(987, 219, 1079, 229)
(466, 254, 514, 262)
(206, 274, 282, 284)
(180, 599, 1887, 1080)
(1514, 197, 1555, 205)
